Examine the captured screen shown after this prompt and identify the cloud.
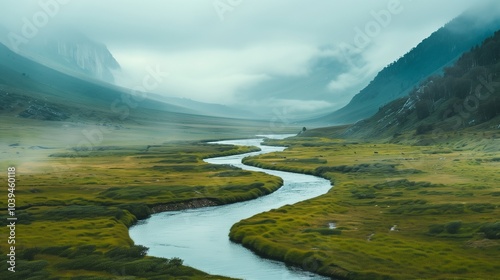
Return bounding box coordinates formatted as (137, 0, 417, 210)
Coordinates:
(242, 98, 335, 119)
(113, 42, 317, 103)
(328, 65, 370, 91)
(269, 98, 334, 113)
(0, 0, 483, 116)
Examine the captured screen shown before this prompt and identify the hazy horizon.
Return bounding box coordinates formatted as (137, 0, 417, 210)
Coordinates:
(2, 0, 498, 117)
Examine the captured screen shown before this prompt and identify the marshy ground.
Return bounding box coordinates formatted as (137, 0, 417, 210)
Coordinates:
(1, 123, 498, 279)
(230, 134, 500, 279)
(0, 141, 284, 279)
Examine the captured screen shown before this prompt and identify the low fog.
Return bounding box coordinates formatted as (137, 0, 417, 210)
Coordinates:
(1, 0, 498, 117)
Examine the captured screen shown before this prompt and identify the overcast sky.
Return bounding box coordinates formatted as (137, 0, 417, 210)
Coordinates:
(1, 0, 495, 116)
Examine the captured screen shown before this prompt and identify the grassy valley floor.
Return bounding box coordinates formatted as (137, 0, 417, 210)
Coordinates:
(0, 141, 283, 279)
(230, 134, 500, 279)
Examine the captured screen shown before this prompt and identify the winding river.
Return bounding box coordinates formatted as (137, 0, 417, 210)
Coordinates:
(129, 135, 332, 280)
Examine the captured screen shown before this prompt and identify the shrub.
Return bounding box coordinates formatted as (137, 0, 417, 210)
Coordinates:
(428, 224, 445, 234)
(416, 123, 434, 135)
(120, 203, 151, 220)
(2, 260, 50, 279)
(468, 203, 495, 213)
(303, 228, 342, 235)
(445, 221, 462, 234)
(20, 247, 40, 261)
(351, 191, 376, 199)
(40, 246, 71, 256)
(389, 203, 466, 215)
(67, 245, 98, 259)
(416, 101, 431, 120)
(480, 222, 500, 239)
(41, 205, 123, 221)
(167, 257, 183, 267)
(105, 245, 148, 259)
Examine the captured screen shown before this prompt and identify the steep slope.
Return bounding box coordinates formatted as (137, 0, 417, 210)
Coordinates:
(148, 94, 264, 120)
(1, 30, 259, 120)
(337, 30, 500, 143)
(320, 7, 500, 125)
(0, 42, 198, 117)
(0, 41, 281, 150)
(18, 30, 121, 83)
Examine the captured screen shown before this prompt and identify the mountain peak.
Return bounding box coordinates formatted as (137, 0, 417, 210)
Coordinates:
(11, 28, 121, 83)
(320, 5, 500, 125)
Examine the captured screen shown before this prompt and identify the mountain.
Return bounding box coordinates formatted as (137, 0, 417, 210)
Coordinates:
(318, 6, 500, 125)
(0, 40, 281, 147)
(15, 30, 121, 83)
(0, 41, 198, 115)
(148, 94, 263, 120)
(330, 29, 500, 142)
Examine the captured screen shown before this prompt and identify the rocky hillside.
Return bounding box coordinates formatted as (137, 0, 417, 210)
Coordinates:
(320, 6, 500, 125)
(340, 30, 500, 141)
(19, 30, 121, 83)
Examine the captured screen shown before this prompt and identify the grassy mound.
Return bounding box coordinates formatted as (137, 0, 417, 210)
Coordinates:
(231, 136, 500, 279)
(0, 142, 282, 279)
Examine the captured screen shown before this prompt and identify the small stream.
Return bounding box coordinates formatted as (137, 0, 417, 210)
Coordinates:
(129, 135, 332, 279)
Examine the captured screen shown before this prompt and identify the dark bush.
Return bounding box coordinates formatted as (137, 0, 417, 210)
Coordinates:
(167, 257, 184, 267)
(120, 203, 151, 220)
(351, 191, 376, 199)
(416, 100, 431, 119)
(105, 245, 148, 259)
(445, 221, 462, 234)
(416, 123, 434, 135)
(468, 203, 495, 213)
(303, 228, 342, 235)
(480, 222, 500, 239)
(428, 224, 445, 234)
(20, 247, 40, 261)
(389, 203, 465, 215)
(40, 205, 123, 221)
(67, 245, 98, 259)
(40, 246, 71, 256)
(0, 260, 50, 280)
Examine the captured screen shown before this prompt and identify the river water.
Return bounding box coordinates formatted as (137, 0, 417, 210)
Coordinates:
(129, 135, 332, 279)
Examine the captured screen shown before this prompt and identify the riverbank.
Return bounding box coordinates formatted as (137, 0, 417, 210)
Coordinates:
(0, 141, 283, 279)
(130, 137, 332, 280)
(230, 136, 500, 279)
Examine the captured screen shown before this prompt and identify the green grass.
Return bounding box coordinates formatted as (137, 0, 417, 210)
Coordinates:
(229, 135, 500, 280)
(0, 141, 283, 279)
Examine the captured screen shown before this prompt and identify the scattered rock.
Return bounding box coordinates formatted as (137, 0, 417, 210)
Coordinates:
(367, 233, 375, 241)
(18, 103, 69, 121)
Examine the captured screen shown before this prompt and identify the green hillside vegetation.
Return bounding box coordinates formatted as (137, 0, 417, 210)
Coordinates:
(339, 30, 500, 143)
(0, 142, 282, 279)
(231, 135, 499, 279)
(0, 40, 288, 149)
(228, 29, 500, 280)
(2, 6, 500, 280)
(0, 34, 297, 279)
(323, 9, 500, 124)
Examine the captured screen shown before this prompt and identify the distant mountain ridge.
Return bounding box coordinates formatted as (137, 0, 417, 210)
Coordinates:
(0, 40, 266, 123)
(18, 31, 121, 83)
(338, 29, 500, 141)
(319, 7, 500, 125)
(0, 41, 199, 118)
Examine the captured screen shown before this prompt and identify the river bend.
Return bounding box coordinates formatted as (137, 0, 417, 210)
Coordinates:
(130, 135, 332, 279)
